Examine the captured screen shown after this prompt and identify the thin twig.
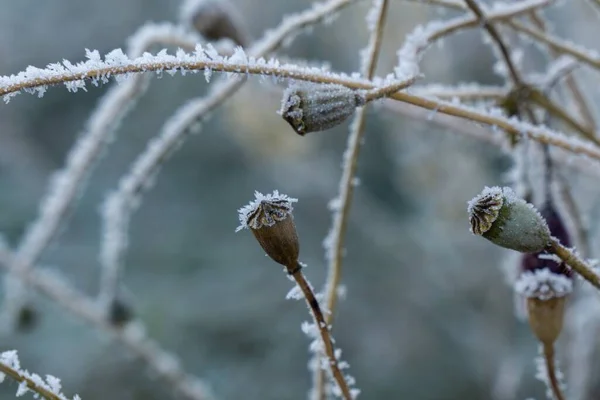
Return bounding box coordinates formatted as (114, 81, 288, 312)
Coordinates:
(553, 175, 590, 258)
(412, 83, 507, 101)
(315, 0, 389, 399)
(506, 20, 600, 70)
(382, 98, 600, 180)
(291, 268, 353, 400)
(404, 0, 600, 72)
(463, 0, 522, 86)
(528, 12, 596, 131)
(0, 362, 64, 400)
(542, 343, 566, 400)
(411, 0, 550, 59)
(548, 237, 600, 290)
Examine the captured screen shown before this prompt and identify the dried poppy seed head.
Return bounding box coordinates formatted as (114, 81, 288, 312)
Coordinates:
(180, 0, 249, 47)
(237, 191, 299, 267)
(468, 186, 551, 253)
(279, 83, 365, 135)
(515, 268, 571, 344)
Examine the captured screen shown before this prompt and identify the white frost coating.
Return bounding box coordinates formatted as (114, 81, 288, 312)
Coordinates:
(412, 82, 507, 99)
(286, 285, 303, 300)
(515, 268, 573, 300)
(394, 0, 549, 80)
(0, 350, 81, 400)
(236, 190, 298, 231)
(0, 44, 369, 103)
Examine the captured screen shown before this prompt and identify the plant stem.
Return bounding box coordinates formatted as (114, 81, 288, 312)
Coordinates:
(542, 343, 566, 400)
(0, 362, 63, 400)
(316, 1, 389, 398)
(289, 266, 353, 400)
(548, 237, 600, 289)
(463, 0, 522, 86)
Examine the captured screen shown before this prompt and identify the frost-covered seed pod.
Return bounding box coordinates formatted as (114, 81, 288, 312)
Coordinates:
(236, 191, 299, 268)
(180, 0, 248, 47)
(468, 186, 550, 253)
(279, 83, 365, 136)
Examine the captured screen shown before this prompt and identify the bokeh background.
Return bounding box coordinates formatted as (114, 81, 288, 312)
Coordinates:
(1, 0, 600, 399)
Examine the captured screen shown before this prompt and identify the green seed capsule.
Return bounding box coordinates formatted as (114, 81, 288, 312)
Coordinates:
(468, 186, 551, 253)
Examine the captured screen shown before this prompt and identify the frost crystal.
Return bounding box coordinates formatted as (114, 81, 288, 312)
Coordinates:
(236, 190, 297, 232)
(515, 268, 573, 300)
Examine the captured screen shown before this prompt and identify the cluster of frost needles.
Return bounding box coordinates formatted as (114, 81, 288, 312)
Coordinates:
(0, 351, 81, 400)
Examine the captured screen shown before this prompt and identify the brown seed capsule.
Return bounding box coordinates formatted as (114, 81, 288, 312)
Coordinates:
(279, 83, 364, 135)
(468, 186, 551, 253)
(236, 191, 299, 268)
(180, 0, 249, 47)
(515, 266, 572, 345)
(526, 296, 566, 345)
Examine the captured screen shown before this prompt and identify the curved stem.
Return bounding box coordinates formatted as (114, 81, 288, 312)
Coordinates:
(548, 237, 600, 289)
(543, 343, 566, 400)
(290, 267, 353, 400)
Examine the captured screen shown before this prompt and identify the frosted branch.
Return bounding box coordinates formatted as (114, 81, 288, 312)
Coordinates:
(507, 20, 600, 71)
(394, 0, 551, 77)
(314, 0, 388, 398)
(412, 83, 507, 100)
(0, 350, 80, 400)
(0, 46, 377, 102)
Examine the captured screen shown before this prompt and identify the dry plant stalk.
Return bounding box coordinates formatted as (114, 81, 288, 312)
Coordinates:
(316, 0, 389, 398)
(236, 191, 355, 399)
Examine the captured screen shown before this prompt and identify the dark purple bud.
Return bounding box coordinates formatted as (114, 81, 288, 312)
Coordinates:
(521, 203, 572, 278)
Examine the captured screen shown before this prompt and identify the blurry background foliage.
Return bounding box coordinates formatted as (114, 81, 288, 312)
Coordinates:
(0, 0, 599, 399)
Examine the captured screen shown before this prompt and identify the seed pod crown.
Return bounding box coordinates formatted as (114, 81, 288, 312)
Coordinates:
(468, 186, 551, 253)
(237, 191, 299, 267)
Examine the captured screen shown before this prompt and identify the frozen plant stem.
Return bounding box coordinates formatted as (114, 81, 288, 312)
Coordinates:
(548, 238, 600, 290)
(528, 12, 596, 132)
(542, 343, 566, 400)
(463, 0, 522, 86)
(318, 0, 388, 398)
(289, 265, 353, 400)
(0, 363, 63, 400)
